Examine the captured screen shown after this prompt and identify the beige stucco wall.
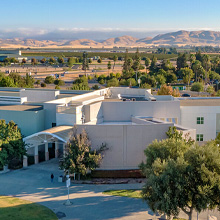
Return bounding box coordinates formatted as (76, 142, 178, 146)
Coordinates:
(76, 123, 173, 170)
(102, 100, 180, 122)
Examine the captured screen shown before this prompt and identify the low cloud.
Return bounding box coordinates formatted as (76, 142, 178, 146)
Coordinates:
(0, 28, 219, 41)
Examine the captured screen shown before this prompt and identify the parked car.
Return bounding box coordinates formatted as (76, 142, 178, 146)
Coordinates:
(181, 93, 191, 97)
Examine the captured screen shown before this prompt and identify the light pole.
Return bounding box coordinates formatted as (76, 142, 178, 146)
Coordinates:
(64, 174, 72, 206)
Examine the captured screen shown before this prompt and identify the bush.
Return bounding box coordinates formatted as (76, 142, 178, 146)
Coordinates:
(126, 78, 137, 87)
(55, 85, 61, 90)
(44, 76, 54, 84)
(54, 79, 65, 86)
(191, 82, 204, 92)
(107, 78, 119, 87)
(92, 85, 99, 90)
(41, 82, 46, 87)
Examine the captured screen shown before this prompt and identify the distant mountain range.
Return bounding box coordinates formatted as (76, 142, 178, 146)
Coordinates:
(1, 30, 220, 48)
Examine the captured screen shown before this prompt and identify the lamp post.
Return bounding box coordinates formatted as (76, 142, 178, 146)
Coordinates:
(64, 174, 72, 206)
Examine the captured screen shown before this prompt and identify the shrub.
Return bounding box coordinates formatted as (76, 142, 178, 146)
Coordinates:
(54, 79, 65, 86)
(44, 76, 54, 84)
(191, 82, 204, 92)
(41, 82, 46, 87)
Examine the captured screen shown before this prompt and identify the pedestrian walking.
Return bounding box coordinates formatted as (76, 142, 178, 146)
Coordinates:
(51, 173, 54, 183)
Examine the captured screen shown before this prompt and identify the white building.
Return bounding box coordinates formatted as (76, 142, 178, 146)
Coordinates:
(0, 87, 218, 170)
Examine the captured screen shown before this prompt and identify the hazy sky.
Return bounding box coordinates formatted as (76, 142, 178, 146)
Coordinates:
(1, 0, 220, 40)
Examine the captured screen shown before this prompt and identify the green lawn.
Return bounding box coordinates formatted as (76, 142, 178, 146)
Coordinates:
(0, 196, 58, 220)
(103, 189, 142, 198)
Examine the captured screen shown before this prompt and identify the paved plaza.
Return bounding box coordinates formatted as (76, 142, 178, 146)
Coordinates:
(0, 159, 219, 220)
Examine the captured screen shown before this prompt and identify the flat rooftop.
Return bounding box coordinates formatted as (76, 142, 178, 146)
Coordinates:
(0, 91, 20, 97)
(0, 105, 43, 111)
(180, 99, 220, 106)
(97, 121, 136, 125)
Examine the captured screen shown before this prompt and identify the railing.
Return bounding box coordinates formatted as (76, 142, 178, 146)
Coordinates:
(57, 105, 76, 114)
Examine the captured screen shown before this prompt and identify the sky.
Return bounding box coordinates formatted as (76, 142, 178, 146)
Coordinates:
(1, 0, 220, 40)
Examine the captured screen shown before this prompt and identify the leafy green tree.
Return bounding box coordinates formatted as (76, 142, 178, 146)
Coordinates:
(35, 80, 41, 87)
(72, 76, 90, 90)
(161, 59, 174, 71)
(209, 71, 220, 81)
(31, 58, 38, 66)
(179, 67, 194, 87)
(68, 57, 75, 67)
(49, 57, 56, 65)
(132, 48, 141, 72)
(82, 52, 89, 75)
(10, 58, 19, 63)
(44, 76, 54, 84)
(144, 57, 151, 73)
(150, 55, 157, 72)
(191, 82, 204, 93)
(0, 120, 26, 168)
(57, 57, 64, 64)
(92, 85, 99, 90)
(107, 61, 111, 74)
(0, 77, 15, 87)
(141, 127, 220, 220)
(54, 79, 65, 86)
(157, 47, 167, 54)
(156, 74, 166, 87)
(189, 54, 196, 67)
(126, 78, 136, 87)
(97, 58, 102, 63)
(40, 58, 46, 64)
(107, 78, 119, 87)
(202, 54, 211, 83)
(122, 49, 129, 73)
(177, 53, 188, 70)
(55, 85, 60, 90)
(195, 50, 203, 62)
(61, 128, 107, 179)
(192, 60, 203, 82)
(21, 58, 26, 64)
(206, 85, 215, 95)
(166, 71, 177, 84)
(8, 72, 22, 87)
(24, 73, 35, 88)
(212, 56, 220, 71)
(41, 82, 46, 87)
(140, 75, 156, 87)
(113, 55, 118, 70)
(3, 58, 11, 66)
(140, 83, 151, 89)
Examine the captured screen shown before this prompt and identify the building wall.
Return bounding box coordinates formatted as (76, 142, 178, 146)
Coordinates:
(20, 90, 60, 102)
(0, 109, 44, 137)
(56, 113, 76, 126)
(84, 101, 103, 123)
(102, 101, 181, 122)
(76, 123, 173, 170)
(180, 106, 220, 141)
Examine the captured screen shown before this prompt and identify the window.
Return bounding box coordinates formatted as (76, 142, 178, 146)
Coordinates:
(196, 134, 203, 141)
(197, 117, 204, 124)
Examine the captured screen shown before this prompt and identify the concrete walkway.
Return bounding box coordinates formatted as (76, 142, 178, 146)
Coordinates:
(0, 159, 219, 220)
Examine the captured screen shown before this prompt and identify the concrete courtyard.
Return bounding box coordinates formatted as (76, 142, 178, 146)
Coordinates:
(0, 159, 219, 220)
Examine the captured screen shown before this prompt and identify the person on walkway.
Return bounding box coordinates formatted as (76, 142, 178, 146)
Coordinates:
(51, 173, 54, 183)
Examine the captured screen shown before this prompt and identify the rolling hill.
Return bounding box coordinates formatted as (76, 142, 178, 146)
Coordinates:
(1, 30, 220, 48)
